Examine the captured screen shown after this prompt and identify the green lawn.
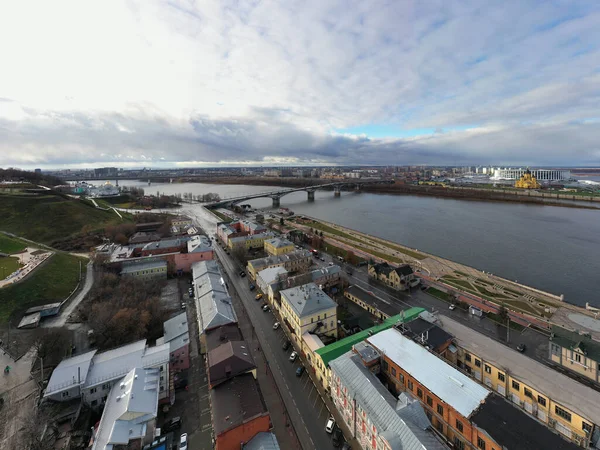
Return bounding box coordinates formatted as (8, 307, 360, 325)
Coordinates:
(426, 287, 453, 302)
(0, 252, 86, 323)
(0, 234, 27, 254)
(209, 209, 232, 222)
(0, 256, 22, 280)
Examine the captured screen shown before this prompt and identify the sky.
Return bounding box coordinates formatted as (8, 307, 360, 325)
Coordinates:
(0, 0, 599, 169)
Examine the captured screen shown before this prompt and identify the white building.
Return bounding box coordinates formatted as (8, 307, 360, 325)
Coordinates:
(491, 168, 571, 181)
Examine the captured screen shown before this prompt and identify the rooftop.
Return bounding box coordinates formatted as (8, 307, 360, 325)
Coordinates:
(248, 250, 312, 270)
(24, 302, 62, 314)
(345, 285, 402, 318)
(398, 316, 453, 352)
(315, 308, 425, 367)
(141, 237, 188, 252)
(440, 315, 600, 423)
(205, 323, 243, 352)
(264, 238, 294, 249)
(280, 283, 337, 319)
(210, 373, 269, 436)
(121, 259, 167, 274)
(242, 432, 280, 450)
(551, 325, 600, 361)
(302, 333, 325, 353)
(208, 341, 256, 387)
(471, 394, 580, 450)
(159, 312, 189, 352)
(256, 266, 288, 285)
(187, 235, 212, 253)
(367, 328, 490, 418)
(45, 349, 97, 395)
(229, 232, 273, 244)
(192, 261, 237, 332)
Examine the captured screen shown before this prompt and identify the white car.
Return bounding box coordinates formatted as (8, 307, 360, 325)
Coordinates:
(449, 304, 456, 311)
(325, 417, 335, 434)
(180, 433, 188, 450)
(273, 322, 280, 330)
(289, 351, 298, 362)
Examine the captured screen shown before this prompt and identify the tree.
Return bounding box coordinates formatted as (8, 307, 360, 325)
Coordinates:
(320, 231, 324, 237)
(312, 236, 323, 250)
(231, 246, 249, 264)
(280, 217, 285, 226)
(32, 328, 71, 366)
(498, 303, 509, 323)
(346, 250, 358, 266)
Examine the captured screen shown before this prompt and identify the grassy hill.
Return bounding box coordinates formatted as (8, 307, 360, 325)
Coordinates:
(0, 234, 28, 254)
(0, 193, 132, 247)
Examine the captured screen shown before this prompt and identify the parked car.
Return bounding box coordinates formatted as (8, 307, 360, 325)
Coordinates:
(249, 284, 256, 291)
(517, 343, 527, 353)
(174, 378, 188, 390)
(282, 340, 290, 351)
(289, 351, 298, 362)
(180, 433, 188, 450)
(325, 416, 335, 434)
(328, 262, 334, 266)
(239, 270, 246, 277)
(273, 322, 280, 330)
(296, 366, 304, 377)
(188, 291, 194, 298)
(319, 257, 325, 261)
(181, 303, 186, 310)
(332, 428, 343, 447)
(255, 293, 263, 300)
(161, 417, 181, 433)
(262, 305, 270, 312)
(449, 304, 456, 310)
(420, 285, 427, 291)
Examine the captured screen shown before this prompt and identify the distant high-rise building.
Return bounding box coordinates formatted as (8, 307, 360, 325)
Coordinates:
(34, 168, 41, 174)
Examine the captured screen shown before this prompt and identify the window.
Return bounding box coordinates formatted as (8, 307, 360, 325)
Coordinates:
(90, 387, 97, 394)
(400, 374, 405, 383)
(524, 388, 533, 398)
(407, 380, 413, 390)
(477, 437, 486, 449)
(383, 361, 388, 371)
(453, 437, 465, 450)
(555, 406, 572, 422)
(475, 359, 481, 368)
(392, 367, 397, 377)
(575, 353, 582, 363)
(61, 391, 69, 398)
(465, 353, 472, 362)
(417, 388, 423, 398)
(426, 396, 433, 407)
(583, 422, 593, 434)
(497, 372, 505, 382)
(484, 364, 491, 374)
(537, 395, 546, 407)
(437, 404, 444, 416)
(511, 380, 520, 391)
(456, 420, 463, 433)
(550, 343, 560, 355)
(102, 383, 111, 390)
(101, 396, 107, 403)
(436, 421, 444, 433)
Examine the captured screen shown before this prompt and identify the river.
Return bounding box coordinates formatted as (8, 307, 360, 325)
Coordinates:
(84, 180, 600, 307)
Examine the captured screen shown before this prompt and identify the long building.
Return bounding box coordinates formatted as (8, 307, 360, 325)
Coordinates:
(491, 167, 571, 181)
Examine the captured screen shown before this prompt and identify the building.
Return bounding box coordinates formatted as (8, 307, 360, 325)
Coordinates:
(211, 373, 271, 450)
(285, 265, 342, 292)
(44, 340, 170, 408)
(433, 316, 600, 446)
(492, 167, 571, 181)
(368, 262, 417, 290)
(171, 215, 193, 232)
(140, 238, 188, 257)
(156, 312, 190, 372)
(247, 250, 312, 279)
(549, 325, 600, 384)
(192, 261, 237, 334)
(208, 340, 257, 388)
(264, 238, 294, 256)
(120, 259, 167, 279)
(330, 345, 446, 450)
(217, 220, 267, 247)
(515, 168, 541, 189)
(255, 266, 288, 305)
(279, 283, 338, 352)
(91, 367, 159, 450)
(174, 235, 214, 272)
(128, 232, 162, 245)
(397, 314, 453, 355)
(313, 308, 425, 389)
(242, 432, 280, 450)
(367, 328, 581, 450)
(344, 285, 402, 320)
(228, 232, 272, 250)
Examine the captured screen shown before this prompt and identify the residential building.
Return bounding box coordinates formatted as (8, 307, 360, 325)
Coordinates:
(228, 232, 272, 250)
(285, 265, 342, 292)
(264, 238, 294, 256)
(397, 314, 453, 355)
(549, 325, 600, 384)
(208, 340, 257, 388)
(171, 215, 193, 231)
(217, 220, 267, 247)
(247, 250, 312, 279)
(313, 308, 425, 389)
(140, 237, 188, 256)
(367, 329, 580, 450)
(255, 266, 288, 305)
(279, 283, 338, 352)
(44, 340, 170, 408)
(192, 261, 238, 334)
(120, 259, 167, 279)
(330, 346, 446, 450)
(91, 368, 159, 450)
(156, 312, 190, 372)
(344, 285, 403, 320)
(368, 262, 417, 290)
(128, 232, 162, 245)
(440, 316, 600, 447)
(174, 235, 214, 272)
(211, 373, 271, 450)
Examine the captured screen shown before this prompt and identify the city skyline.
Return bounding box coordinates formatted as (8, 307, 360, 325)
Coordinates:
(1, 1, 599, 168)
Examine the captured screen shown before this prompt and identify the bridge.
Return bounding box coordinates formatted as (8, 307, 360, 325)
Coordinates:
(208, 180, 394, 208)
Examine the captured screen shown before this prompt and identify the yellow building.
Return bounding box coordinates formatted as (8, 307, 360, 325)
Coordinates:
(515, 168, 541, 189)
(441, 316, 599, 447)
(227, 232, 270, 250)
(549, 325, 600, 384)
(264, 238, 294, 256)
(368, 262, 416, 291)
(246, 250, 312, 280)
(279, 283, 337, 352)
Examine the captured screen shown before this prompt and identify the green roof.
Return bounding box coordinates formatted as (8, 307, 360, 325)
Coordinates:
(315, 307, 425, 367)
(551, 325, 600, 361)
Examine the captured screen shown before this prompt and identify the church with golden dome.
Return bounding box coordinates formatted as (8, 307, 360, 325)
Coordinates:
(515, 168, 541, 189)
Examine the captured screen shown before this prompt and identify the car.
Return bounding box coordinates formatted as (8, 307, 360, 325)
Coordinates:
(188, 291, 194, 298)
(255, 293, 263, 300)
(180, 433, 188, 450)
(181, 303, 186, 310)
(449, 304, 456, 310)
(516, 343, 527, 353)
(174, 378, 188, 390)
(420, 285, 428, 291)
(249, 284, 256, 291)
(296, 366, 304, 377)
(289, 351, 298, 362)
(328, 262, 334, 266)
(161, 417, 181, 434)
(319, 257, 325, 261)
(282, 340, 290, 351)
(341, 443, 351, 450)
(262, 305, 271, 312)
(273, 322, 280, 330)
(332, 428, 343, 447)
(240, 271, 246, 277)
(325, 416, 335, 434)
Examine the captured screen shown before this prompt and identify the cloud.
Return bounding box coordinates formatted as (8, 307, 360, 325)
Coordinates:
(0, 0, 599, 168)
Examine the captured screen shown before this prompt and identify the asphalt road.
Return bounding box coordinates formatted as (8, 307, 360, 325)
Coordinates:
(214, 244, 337, 450)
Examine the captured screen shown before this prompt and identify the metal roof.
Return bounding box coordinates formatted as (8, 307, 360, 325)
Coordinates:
(330, 351, 445, 450)
(550, 325, 600, 361)
(345, 285, 402, 318)
(257, 266, 288, 285)
(440, 315, 600, 423)
(193, 261, 237, 332)
(243, 432, 280, 450)
(187, 235, 212, 253)
(141, 237, 188, 251)
(45, 349, 97, 395)
(162, 312, 189, 352)
(280, 283, 337, 319)
(264, 238, 294, 249)
(367, 329, 490, 418)
(121, 259, 166, 274)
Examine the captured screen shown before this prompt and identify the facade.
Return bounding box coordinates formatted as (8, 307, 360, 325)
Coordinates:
(264, 238, 294, 256)
(44, 340, 170, 408)
(492, 167, 571, 181)
(279, 283, 338, 352)
(247, 250, 312, 279)
(120, 259, 167, 279)
(550, 325, 600, 384)
(156, 312, 190, 373)
(368, 262, 416, 290)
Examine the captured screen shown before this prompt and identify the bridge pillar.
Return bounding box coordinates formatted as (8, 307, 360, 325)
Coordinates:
(307, 190, 315, 201)
(272, 196, 281, 208)
(334, 187, 341, 197)
(354, 184, 361, 192)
